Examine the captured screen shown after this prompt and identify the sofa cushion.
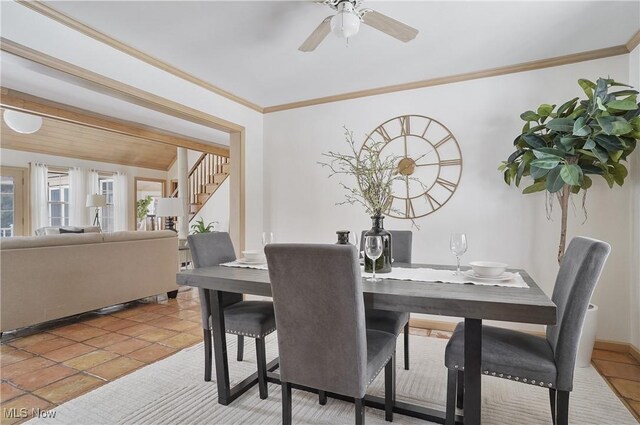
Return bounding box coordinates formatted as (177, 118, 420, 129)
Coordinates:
(102, 230, 177, 243)
(0, 233, 104, 249)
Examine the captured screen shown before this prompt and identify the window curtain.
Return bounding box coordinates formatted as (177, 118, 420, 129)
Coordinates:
(87, 170, 99, 196)
(68, 167, 88, 226)
(30, 163, 48, 233)
(113, 172, 128, 231)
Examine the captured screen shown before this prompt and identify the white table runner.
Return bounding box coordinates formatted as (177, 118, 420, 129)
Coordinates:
(221, 262, 528, 288)
(362, 267, 529, 288)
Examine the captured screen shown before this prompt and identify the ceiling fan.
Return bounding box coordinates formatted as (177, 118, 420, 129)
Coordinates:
(299, 0, 419, 52)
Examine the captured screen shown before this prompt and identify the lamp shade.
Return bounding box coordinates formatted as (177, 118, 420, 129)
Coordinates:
(156, 198, 185, 217)
(3, 110, 43, 134)
(86, 194, 107, 208)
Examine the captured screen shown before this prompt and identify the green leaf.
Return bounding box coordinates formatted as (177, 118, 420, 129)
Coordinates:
(578, 79, 596, 100)
(583, 138, 596, 150)
(568, 106, 587, 120)
(595, 78, 608, 100)
(546, 117, 575, 132)
(594, 134, 624, 152)
(572, 116, 591, 136)
(611, 163, 628, 186)
(580, 164, 603, 175)
(602, 170, 615, 188)
(596, 116, 632, 135)
(559, 136, 578, 150)
(522, 181, 546, 194)
(498, 162, 508, 171)
(537, 104, 554, 117)
(581, 175, 593, 190)
(531, 158, 561, 169)
(591, 145, 609, 163)
(611, 90, 639, 97)
(556, 97, 579, 117)
(546, 167, 565, 193)
(530, 165, 550, 179)
(609, 150, 623, 162)
(507, 149, 525, 164)
(520, 110, 540, 122)
(606, 99, 638, 111)
(522, 133, 547, 149)
(560, 164, 583, 186)
(516, 160, 526, 186)
(535, 147, 566, 158)
(596, 96, 607, 111)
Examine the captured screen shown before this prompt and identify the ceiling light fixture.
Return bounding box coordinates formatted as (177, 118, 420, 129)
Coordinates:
(330, 1, 361, 39)
(3, 110, 43, 134)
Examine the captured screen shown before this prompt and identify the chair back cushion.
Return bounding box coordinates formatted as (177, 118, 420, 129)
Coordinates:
(360, 230, 412, 263)
(187, 232, 242, 315)
(265, 244, 368, 398)
(546, 236, 610, 390)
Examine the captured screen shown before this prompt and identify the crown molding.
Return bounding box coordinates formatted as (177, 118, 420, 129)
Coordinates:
(627, 29, 640, 52)
(16, 0, 264, 113)
(263, 43, 632, 113)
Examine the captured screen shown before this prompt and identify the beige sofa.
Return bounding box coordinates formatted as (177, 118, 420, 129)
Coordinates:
(0, 231, 179, 333)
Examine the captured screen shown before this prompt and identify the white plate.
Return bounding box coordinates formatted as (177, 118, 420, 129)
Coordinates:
(238, 257, 266, 265)
(463, 270, 515, 282)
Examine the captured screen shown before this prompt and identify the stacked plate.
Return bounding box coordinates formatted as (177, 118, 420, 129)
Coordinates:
(239, 250, 266, 265)
(466, 261, 513, 281)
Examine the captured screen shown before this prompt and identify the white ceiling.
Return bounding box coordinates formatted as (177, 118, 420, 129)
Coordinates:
(46, 0, 640, 107)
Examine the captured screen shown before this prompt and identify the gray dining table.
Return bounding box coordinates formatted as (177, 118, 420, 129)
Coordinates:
(176, 263, 556, 425)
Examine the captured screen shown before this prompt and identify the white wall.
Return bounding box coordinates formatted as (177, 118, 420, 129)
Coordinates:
(264, 55, 633, 342)
(1, 2, 264, 249)
(0, 148, 167, 232)
(191, 178, 230, 234)
(629, 45, 640, 350)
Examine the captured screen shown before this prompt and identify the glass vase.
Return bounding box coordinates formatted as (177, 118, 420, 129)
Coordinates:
(363, 215, 392, 273)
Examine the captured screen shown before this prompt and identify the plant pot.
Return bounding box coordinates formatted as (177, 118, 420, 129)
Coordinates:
(576, 303, 598, 368)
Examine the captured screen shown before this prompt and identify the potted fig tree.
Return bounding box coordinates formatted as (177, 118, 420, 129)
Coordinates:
(500, 77, 640, 366)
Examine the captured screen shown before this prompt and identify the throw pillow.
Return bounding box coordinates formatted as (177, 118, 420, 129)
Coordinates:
(59, 228, 85, 234)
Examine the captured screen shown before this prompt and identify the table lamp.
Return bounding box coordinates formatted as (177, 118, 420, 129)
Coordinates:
(86, 194, 107, 228)
(156, 198, 185, 232)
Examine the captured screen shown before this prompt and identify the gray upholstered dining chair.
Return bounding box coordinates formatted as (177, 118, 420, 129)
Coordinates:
(443, 237, 611, 425)
(361, 230, 412, 370)
(265, 244, 398, 425)
(187, 232, 276, 400)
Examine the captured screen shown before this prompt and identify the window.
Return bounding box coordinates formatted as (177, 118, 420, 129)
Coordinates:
(0, 176, 15, 237)
(47, 170, 69, 227)
(99, 176, 114, 232)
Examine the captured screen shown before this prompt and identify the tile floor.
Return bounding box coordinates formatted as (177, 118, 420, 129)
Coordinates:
(1, 288, 639, 424)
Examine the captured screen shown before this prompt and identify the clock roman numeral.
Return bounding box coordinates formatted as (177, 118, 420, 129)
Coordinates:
(421, 119, 432, 138)
(434, 135, 453, 149)
(375, 126, 392, 143)
(399, 116, 410, 136)
(440, 159, 462, 166)
(405, 198, 415, 218)
(425, 193, 441, 211)
(436, 177, 457, 192)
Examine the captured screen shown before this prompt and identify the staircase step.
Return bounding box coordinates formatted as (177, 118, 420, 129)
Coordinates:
(197, 193, 209, 204)
(190, 203, 201, 213)
(213, 173, 227, 184)
(221, 163, 231, 174)
(205, 183, 219, 194)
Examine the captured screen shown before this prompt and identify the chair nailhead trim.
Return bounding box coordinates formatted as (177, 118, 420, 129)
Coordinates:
(367, 353, 394, 385)
(226, 327, 276, 338)
(449, 367, 555, 389)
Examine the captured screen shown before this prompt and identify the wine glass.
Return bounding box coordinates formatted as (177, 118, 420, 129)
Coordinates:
(262, 232, 274, 247)
(450, 233, 467, 275)
(365, 236, 383, 282)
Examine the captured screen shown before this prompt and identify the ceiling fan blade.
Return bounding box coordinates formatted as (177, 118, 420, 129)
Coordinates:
(299, 16, 333, 52)
(362, 10, 418, 42)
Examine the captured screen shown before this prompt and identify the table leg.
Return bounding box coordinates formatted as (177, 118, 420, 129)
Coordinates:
(464, 318, 482, 425)
(209, 289, 231, 405)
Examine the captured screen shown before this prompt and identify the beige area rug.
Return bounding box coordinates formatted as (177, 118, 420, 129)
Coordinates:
(28, 334, 636, 425)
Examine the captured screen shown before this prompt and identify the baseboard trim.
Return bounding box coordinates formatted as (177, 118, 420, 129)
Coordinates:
(410, 317, 640, 361)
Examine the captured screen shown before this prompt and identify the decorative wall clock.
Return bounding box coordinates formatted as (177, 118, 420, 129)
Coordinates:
(362, 114, 463, 219)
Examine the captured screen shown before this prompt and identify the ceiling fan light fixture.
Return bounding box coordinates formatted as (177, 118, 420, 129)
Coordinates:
(3, 110, 43, 134)
(330, 3, 360, 39)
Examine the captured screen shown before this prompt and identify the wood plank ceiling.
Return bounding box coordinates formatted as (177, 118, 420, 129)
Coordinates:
(1, 109, 177, 170)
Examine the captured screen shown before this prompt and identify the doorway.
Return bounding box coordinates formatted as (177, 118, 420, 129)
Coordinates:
(0, 166, 28, 237)
(134, 177, 166, 231)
